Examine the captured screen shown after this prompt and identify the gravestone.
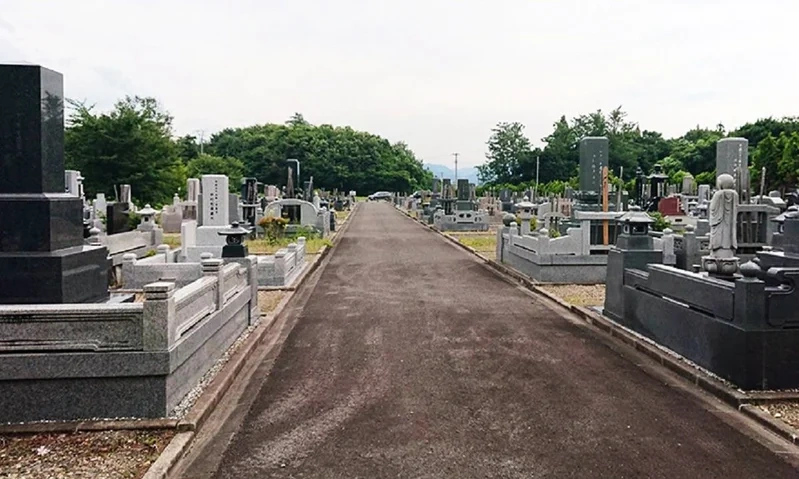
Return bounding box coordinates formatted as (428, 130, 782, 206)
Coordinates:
(241, 177, 259, 227)
(64, 170, 84, 198)
(106, 202, 131, 235)
(183, 178, 199, 220)
(119, 184, 132, 209)
(681, 173, 695, 195)
(716, 138, 749, 203)
(228, 193, 240, 223)
(579, 137, 609, 194)
(202, 175, 229, 226)
(0, 64, 109, 303)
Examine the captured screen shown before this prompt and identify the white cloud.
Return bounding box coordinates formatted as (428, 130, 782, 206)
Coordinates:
(0, 0, 796, 167)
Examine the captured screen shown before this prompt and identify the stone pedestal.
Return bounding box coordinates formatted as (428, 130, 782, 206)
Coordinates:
(0, 64, 109, 304)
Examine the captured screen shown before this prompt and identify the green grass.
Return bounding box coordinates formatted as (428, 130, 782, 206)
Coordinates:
(451, 235, 496, 251)
(335, 210, 350, 221)
(247, 236, 332, 254)
(161, 233, 181, 249)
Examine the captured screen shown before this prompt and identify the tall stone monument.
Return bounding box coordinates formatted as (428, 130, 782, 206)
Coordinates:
(716, 138, 749, 203)
(0, 64, 109, 303)
(575, 137, 609, 212)
(579, 137, 609, 194)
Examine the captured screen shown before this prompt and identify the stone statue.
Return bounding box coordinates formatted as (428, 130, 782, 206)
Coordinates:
(709, 173, 738, 259)
(702, 173, 739, 276)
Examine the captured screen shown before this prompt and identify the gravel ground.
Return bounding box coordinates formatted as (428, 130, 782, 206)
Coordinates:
(258, 291, 285, 315)
(760, 402, 799, 429)
(539, 284, 606, 307)
(0, 430, 174, 479)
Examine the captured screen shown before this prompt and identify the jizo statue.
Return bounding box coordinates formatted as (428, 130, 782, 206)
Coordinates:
(709, 173, 738, 259)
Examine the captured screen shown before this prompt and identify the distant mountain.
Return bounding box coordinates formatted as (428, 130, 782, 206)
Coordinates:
(423, 164, 481, 185)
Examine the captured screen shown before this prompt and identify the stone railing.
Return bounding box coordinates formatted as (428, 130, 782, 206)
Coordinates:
(256, 239, 307, 287)
(507, 226, 590, 256)
(0, 255, 259, 423)
(120, 251, 202, 289)
(172, 276, 218, 339)
(0, 303, 144, 353)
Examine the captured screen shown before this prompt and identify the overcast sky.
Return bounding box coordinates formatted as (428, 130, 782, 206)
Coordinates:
(1, 0, 795, 167)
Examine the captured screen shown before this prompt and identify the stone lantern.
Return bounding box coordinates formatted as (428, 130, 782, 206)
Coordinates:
(515, 198, 536, 236)
(615, 206, 655, 250)
(137, 204, 157, 231)
(218, 222, 251, 258)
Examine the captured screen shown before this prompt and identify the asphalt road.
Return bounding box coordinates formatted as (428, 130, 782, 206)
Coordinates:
(181, 202, 799, 478)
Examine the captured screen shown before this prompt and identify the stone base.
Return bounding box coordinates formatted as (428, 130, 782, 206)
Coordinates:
(0, 245, 110, 304)
(606, 279, 799, 390)
(701, 255, 739, 277)
(502, 247, 608, 284)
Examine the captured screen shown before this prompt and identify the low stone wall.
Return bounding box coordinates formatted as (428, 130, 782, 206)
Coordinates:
(604, 248, 799, 390)
(256, 238, 307, 287)
(497, 226, 606, 284)
(120, 250, 202, 290)
(0, 257, 258, 423)
(433, 211, 489, 232)
(103, 229, 163, 266)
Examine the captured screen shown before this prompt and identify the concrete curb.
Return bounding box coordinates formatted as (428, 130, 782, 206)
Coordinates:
(0, 419, 179, 435)
(394, 205, 799, 449)
(141, 203, 361, 479)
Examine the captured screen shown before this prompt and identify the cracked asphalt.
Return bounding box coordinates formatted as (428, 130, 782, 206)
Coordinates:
(180, 202, 799, 478)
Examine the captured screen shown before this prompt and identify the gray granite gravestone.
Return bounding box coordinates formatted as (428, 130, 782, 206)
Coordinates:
(579, 137, 609, 194)
(0, 64, 109, 303)
(716, 138, 749, 203)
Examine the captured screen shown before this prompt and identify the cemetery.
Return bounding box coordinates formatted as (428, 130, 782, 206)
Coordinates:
(4, 62, 799, 477)
(0, 65, 355, 427)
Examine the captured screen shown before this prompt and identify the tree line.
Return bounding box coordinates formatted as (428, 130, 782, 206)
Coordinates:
(65, 99, 432, 206)
(477, 107, 799, 197)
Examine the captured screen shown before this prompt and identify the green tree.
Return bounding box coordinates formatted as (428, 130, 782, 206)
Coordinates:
(176, 134, 200, 163)
(778, 133, 799, 192)
(751, 134, 782, 192)
(65, 96, 186, 206)
(207, 117, 431, 193)
(187, 154, 245, 190)
(477, 122, 533, 184)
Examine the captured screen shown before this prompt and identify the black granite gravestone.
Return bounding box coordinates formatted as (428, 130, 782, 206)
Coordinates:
(0, 64, 109, 304)
(106, 202, 131, 235)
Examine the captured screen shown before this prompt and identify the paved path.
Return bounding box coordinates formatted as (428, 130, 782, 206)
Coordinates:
(182, 202, 798, 478)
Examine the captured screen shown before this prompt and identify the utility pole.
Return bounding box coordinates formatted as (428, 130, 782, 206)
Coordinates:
(194, 129, 205, 155)
(452, 153, 459, 181)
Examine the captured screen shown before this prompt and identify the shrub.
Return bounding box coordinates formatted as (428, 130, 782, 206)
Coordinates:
(648, 212, 671, 232)
(127, 212, 142, 230)
(258, 216, 289, 244)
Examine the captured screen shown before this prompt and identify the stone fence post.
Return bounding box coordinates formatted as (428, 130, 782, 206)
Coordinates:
(683, 225, 701, 272)
(202, 258, 225, 311)
(142, 281, 175, 351)
(274, 250, 287, 283)
(662, 228, 676, 266)
(121, 253, 137, 288)
(157, 244, 170, 263)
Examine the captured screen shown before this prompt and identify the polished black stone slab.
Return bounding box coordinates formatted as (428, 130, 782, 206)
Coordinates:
(0, 63, 110, 304)
(106, 202, 131, 235)
(0, 245, 110, 304)
(0, 193, 84, 252)
(0, 64, 65, 194)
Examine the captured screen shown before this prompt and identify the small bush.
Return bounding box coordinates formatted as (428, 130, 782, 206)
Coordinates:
(258, 216, 289, 244)
(649, 212, 671, 232)
(127, 212, 142, 230)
